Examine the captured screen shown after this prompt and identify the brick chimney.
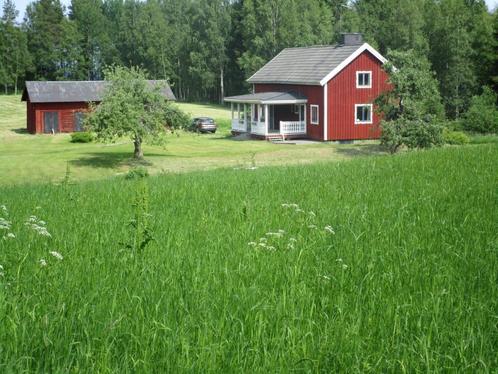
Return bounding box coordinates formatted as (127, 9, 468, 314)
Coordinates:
(341, 33, 363, 46)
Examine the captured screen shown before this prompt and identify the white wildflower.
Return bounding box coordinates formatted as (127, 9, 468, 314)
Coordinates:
(281, 203, 290, 208)
(266, 246, 276, 252)
(39, 259, 47, 267)
(336, 258, 343, 263)
(289, 238, 297, 242)
(259, 237, 267, 242)
(296, 208, 304, 213)
(320, 275, 331, 280)
(342, 264, 348, 270)
(3, 232, 15, 240)
(278, 229, 285, 234)
(0, 217, 11, 230)
(49, 251, 63, 261)
(266, 232, 283, 238)
(248, 242, 257, 247)
(0, 264, 3, 271)
(308, 211, 316, 217)
(35, 206, 41, 210)
(287, 243, 294, 250)
(324, 225, 335, 234)
(258, 242, 267, 247)
(308, 224, 317, 229)
(0, 205, 7, 215)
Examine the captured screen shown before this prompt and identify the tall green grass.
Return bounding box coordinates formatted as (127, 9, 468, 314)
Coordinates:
(0, 145, 497, 372)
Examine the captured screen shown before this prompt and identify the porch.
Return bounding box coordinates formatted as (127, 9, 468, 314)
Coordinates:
(224, 92, 307, 139)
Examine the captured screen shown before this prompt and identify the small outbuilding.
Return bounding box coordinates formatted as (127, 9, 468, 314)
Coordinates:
(22, 80, 176, 134)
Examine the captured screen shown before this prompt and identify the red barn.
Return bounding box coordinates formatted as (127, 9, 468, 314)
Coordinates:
(22, 80, 176, 134)
(224, 33, 391, 141)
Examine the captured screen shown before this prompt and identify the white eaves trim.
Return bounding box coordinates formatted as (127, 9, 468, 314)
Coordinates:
(319, 43, 388, 86)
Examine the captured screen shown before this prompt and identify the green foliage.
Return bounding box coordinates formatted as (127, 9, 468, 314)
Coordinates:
(462, 86, 498, 133)
(442, 128, 470, 145)
(85, 66, 182, 158)
(125, 166, 150, 180)
(0, 145, 496, 371)
(70, 132, 95, 143)
(376, 50, 444, 121)
(380, 117, 443, 153)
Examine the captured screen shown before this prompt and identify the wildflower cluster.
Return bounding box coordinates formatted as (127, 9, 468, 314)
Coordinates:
(25, 215, 51, 237)
(249, 203, 337, 254)
(282, 203, 336, 235)
(0, 204, 15, 240)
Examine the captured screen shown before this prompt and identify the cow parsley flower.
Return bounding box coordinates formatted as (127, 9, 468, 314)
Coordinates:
(39, 259, 47, 267)
(49, 251, 63, 261)
(0, 205, 7, 215)
(0, 217, 11, 230)
(248, 242, 257, 247)
(3, 232, 15, 240)
(308, 224, 317, 229)
(324, 225, 335, 234)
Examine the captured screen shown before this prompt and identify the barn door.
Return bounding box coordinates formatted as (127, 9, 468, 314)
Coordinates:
(74, 112, 84, 132)
(43, 112, 59, 134)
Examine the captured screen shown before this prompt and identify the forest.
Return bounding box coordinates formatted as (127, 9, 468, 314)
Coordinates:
(0, 0, 497, 119)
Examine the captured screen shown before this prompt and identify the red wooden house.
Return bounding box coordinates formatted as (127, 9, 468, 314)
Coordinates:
(22, 80, 176, 134)
(224, 34, 391, 141)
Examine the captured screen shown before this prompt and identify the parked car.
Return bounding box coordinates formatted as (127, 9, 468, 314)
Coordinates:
(190, 117, 217, 133)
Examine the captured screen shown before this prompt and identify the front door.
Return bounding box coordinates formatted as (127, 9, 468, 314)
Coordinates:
(43, 112, 59, 134)
(269, 105, 276, 132)
(74, 112, 85, 132)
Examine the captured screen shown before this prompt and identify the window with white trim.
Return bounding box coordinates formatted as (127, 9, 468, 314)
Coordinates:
(356, 71, 372, 88)
(355, 104, 373, 124)
(310, 105, 319, 125)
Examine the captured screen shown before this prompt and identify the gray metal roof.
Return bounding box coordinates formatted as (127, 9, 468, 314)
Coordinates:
(247, 44, 362, 85)
(224, 91, 307, 104)
(22, 80, 176, 103)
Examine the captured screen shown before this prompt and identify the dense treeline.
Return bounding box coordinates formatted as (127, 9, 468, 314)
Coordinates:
(0, 0, 497, 117)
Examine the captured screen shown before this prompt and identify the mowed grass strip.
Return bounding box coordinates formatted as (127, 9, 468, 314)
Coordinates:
(0, 144, 496, 372)
(0, 95, 383, 185)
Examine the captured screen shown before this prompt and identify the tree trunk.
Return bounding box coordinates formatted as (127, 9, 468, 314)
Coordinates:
(134, 136, 143, 159)
(220, 65, 224, 105)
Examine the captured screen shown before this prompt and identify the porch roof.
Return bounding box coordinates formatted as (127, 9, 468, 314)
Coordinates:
(224, 91, 307, 105)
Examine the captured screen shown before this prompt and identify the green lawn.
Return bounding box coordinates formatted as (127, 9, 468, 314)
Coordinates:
(0, 144, 496, 372)
(0, 95, 384, 185)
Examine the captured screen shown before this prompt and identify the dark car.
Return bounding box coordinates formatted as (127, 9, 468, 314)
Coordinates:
(191, 117, 217, 133)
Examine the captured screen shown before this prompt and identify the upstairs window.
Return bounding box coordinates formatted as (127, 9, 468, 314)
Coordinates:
(355, 104, 373, 124)
(356, 71, 372, 88)
(310, 105, 319, 125)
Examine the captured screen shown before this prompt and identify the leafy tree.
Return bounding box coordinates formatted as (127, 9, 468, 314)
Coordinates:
(376, 50, 445, 153)
(24, 0, 66, 80)
(0, 0, 31, 93)
(85, 66, 184, 159)
(69, 0, 110, 79)
(463, 86, 498, 133)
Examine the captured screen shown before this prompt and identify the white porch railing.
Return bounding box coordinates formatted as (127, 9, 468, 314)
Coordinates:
(251, 121, 267, 136)
(231, 119, 247, 132)
(280, 121, 306, 135)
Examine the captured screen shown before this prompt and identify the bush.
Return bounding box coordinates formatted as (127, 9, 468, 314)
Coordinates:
(463, 86, 498, 134)
(125, 166, 149, 180)
(443, 128, 470, 145)
(70, 132, 95, 143)
(164, 103, 191, 131)
(380, 117, 443, 153)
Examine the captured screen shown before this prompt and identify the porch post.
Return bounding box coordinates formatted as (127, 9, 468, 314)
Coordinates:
(237, 103, 240, 121)
(231, 103, 233, 119)
(265, 104, 269, 136)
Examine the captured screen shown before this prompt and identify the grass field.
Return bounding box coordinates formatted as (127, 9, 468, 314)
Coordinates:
(0, 95, 386, 186)
(0, 144, 497, 372)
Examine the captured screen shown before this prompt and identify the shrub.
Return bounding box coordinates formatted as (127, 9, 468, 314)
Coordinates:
(125, 166, 149, 180)
(443, 128, 470, 145)
(380, 117, 443, 153)
(164, 103, 191, 131)
(463, 86, 498, 134)
(70, 132, 95, 143)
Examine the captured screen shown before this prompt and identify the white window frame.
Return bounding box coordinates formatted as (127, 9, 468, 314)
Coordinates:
(356, 71, 372, 88)
(354, 104, 373, 124)
(310, 104, 319, 125)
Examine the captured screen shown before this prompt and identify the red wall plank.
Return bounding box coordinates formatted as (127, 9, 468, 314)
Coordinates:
(327, 51, 391, 140)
